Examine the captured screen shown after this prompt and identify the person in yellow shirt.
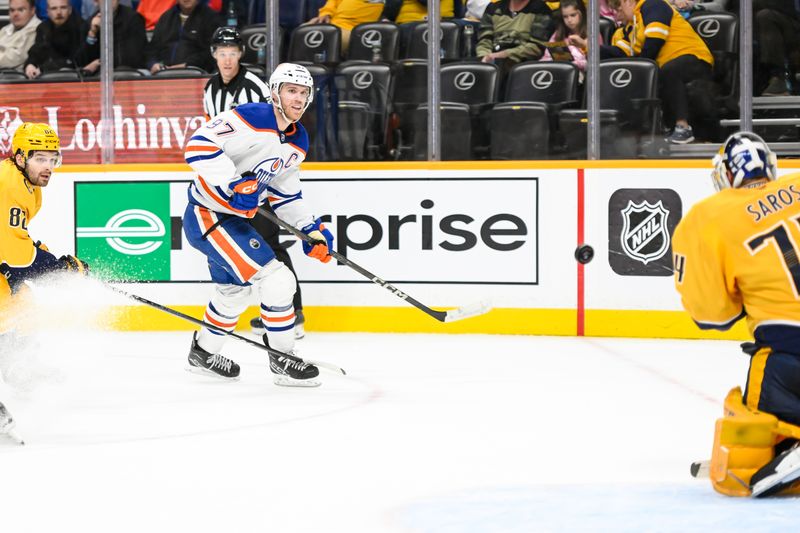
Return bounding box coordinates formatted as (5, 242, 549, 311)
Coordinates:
(0, 122, 88, 444)
(382, 0, 456, 24)
(672, 132, 800, 498)
(602, 0, 713, 144)
(305, 0, 384, 53)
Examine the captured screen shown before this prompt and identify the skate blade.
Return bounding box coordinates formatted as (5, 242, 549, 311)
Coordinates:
(185, 365, 240, 382)
(6, 428, 24, 445)
(272, 375, 320, 388)
(751, 464, 800, 498)
(1, 423, 25, 446)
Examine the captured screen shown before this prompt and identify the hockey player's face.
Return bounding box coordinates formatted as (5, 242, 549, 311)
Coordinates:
(23, 151, 60, 187)
(278, 83, 310, 122)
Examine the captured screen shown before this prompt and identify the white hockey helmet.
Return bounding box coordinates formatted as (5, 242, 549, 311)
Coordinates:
(711, 131, 778, 191)
(269, 63, 314, 121)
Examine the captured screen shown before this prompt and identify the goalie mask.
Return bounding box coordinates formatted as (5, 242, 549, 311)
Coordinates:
(268, 63, 314, 123)
(711, 131, 777, 191)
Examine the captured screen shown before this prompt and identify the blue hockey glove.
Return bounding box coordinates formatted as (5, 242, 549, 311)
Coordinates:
(229, 171, 260, 213)
(300, 219, 334, 263)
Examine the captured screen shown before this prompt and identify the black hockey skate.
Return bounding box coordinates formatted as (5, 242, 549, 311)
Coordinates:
(263, 334, 319, 387)
(186, 333, 240, 380)
(251, 309, 305, 339)
(750, 442, 800, 497)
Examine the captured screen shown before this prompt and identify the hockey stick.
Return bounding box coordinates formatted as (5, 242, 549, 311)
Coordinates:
(103, 284, 346, 375)
(690, 460, 710, 479)
(258, 208, 492, 323)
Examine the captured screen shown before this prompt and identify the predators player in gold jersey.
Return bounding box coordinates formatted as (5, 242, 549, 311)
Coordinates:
(673, 132, 800, 498)
(0, 122, 89, 445)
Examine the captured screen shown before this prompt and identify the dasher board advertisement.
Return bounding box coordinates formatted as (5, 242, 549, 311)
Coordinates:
(72, 177, 539, 285)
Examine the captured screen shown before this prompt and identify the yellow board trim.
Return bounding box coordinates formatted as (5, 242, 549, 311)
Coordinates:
(99, 305, 751, 340)
(584, 309, 750, 339)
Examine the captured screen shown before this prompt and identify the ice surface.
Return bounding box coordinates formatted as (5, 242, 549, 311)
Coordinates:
(0, 321, 795, 532)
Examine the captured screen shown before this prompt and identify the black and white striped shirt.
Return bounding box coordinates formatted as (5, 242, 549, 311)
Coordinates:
(202, 67, 270, 119)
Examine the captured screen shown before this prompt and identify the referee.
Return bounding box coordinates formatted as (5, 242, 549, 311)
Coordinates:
(203, 26, 307, 339)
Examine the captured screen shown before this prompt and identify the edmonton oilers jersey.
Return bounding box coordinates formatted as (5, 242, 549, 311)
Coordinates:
(184, 103, 315, 229)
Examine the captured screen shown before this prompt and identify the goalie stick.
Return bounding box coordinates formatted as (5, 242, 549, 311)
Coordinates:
(690, 460, 710, 479)
(103, 284, 346, 376)
(258, 208, 492, 323)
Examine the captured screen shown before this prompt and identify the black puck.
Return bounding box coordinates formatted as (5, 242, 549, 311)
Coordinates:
(574, 244, 594, 264)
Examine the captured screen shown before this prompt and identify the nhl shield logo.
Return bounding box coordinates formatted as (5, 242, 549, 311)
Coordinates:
(620, 200, 671, 265)
(0, 107, 23, 154)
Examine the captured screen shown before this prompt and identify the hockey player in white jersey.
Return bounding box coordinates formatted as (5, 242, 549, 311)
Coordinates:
(182, 63, 334, 387)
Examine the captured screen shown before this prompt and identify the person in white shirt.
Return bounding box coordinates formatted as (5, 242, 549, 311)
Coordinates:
(0, 0, 41, 71)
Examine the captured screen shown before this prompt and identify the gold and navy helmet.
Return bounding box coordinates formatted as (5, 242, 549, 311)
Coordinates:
(12, 122, 60, 156)
(711, 131, 777, 191)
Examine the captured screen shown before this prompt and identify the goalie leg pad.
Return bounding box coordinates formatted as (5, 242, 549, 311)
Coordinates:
(709, 387, 800, 497)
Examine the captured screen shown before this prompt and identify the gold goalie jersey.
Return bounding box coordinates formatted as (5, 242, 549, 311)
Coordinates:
(673, 171, 800, 335)
(0, 158, 42, 268)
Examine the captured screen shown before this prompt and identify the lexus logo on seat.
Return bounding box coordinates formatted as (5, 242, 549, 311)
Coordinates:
(696, 19, 721, 38)
(609, 68, 633, 88)
(454, 72, 476, 90)
(421, 30, 443, 44)
(530, 71, 553, 90)
(352, 71, 374, 89)
(304, 31, 325, 48)
(248, 33, 266, 50)
(361, 30, 382, 48)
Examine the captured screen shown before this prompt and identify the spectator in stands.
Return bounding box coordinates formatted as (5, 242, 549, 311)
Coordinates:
(382, 0, 457, 23)
(542, 0, 589, 80)
(75, 0, 147, 75)
(23, 0, 87, 79)
(146, 0, 221, 74)
(751, 0, 800, 96)
(304, 0, 383, 53)
(668, 0, 701, 18)
(136, 0, 174, 31)
(81, 0, 133, 21)
(465, 0, 490, 20)
(476, 0, 554, 74)
(0, 0, 41, 71)
(33, 0, 81, 22)
(602, 0, 713, 144)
